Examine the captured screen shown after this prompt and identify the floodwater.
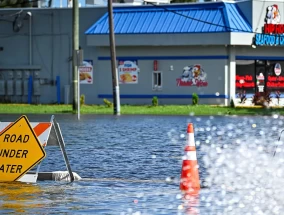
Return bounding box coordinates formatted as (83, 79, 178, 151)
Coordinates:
(0, 113, 284, 214)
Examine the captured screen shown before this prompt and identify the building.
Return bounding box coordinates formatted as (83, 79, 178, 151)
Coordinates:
(0, 0, 284, 106)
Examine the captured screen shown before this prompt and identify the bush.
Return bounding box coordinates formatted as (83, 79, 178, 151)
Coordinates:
(230, 99, 235, 108)
(103, 98, 113, 107)
(252, 92, 272, 107)
(152, 96, 158, 106)
(80, 94, 85, 106)
(192, 93, 199, 105)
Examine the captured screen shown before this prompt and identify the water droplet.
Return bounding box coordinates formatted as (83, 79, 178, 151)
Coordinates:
(165, 177, 171, 182)
(196, 140, 200, 146)
(176, 194, 182, 199)
(273, 114, 279, 119)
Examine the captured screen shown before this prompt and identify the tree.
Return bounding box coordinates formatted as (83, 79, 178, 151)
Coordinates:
(0, 0, 36, 8)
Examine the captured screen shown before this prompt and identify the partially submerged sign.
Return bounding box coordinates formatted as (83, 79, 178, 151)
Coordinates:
(0, 116, 46, 181)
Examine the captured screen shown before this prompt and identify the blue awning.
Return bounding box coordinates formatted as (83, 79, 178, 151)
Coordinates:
(85, 2, 252, 35)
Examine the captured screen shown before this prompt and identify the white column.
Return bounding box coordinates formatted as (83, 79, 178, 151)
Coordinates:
(224, 64, 228, 106)
(229, 46, 236, 103)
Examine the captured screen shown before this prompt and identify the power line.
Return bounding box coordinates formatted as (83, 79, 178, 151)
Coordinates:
(0, 0, 276, 35)
(145, 1, 279, 35)
(0, 10, 23, 17)
(146, 1, 252, 33)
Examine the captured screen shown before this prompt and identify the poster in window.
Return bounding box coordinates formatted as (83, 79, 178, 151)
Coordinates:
(275, 63, 281, 76)
(118, 60, 139, 84)
(79, 60, 93, 84)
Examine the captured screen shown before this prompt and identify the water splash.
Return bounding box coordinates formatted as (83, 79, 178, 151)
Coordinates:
(200, 116, 284, 215)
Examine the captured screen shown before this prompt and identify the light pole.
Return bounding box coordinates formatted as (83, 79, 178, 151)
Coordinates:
(72, 0, 79, 114)
(107, 0, 121, 115)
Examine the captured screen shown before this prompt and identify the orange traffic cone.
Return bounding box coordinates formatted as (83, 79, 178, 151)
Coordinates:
(180, 123, 200, 192)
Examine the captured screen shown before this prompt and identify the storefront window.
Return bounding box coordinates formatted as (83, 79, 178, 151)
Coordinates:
(236, 60, 255, 97)
(236, 60, 284, 100)
(266, 61, 284, 95)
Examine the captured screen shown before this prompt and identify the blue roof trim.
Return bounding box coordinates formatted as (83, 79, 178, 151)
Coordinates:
(224, 4, 251, 33)
(236, 56, 284, 60)
(98, 55, 229, 60)
(98, 94, 228, 99)
(85, 2, 252, 35)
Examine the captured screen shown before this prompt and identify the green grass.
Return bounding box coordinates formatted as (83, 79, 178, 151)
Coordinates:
(0, 104, 282, 115)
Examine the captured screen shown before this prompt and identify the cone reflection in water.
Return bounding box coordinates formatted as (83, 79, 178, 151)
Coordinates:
(183, 191, 200, 215)
(180, 123, 200, 192)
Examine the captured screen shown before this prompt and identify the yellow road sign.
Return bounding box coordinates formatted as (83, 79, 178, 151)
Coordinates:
(0, 115, 46, 181)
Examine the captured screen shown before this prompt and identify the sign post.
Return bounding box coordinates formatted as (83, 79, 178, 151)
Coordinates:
(0, 115, 46, 181)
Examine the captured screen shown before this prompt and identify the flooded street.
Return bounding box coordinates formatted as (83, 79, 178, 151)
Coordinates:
(0, 114, 283, 214)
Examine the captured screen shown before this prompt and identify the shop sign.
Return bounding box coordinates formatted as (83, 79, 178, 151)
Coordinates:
(236, 75, 255, 88)
(275, 63, 281, 76)
(254, 5, 284, 46)
(79, 60, 93, 84)
(118, 60, 139, 84)
(267, 75, 284, 87)
(176, 65, 208, 87)
(154, 60, 158, 71)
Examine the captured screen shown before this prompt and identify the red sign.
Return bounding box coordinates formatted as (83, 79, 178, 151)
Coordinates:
(267, 82, 284, 87)
(154, 60, 158, 71)
(236, 75, 253, 81)
(268, 75, 284, 81)
(264, 24, 284, 34)
(176, 79, 208, 87)
(262, 5, 282, 34)
(266, 75, 284, 87)
(236, 75, 255, 88)
(236, 82, 255, 88)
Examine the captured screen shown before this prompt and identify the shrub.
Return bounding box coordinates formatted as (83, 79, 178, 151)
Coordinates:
(252, 92, 272, 107)
(192, 93, 199, 105)
(152, 96, 158, 106)
(103, 98, 113, 107)
(80, 94, 85, 106)
(230, 99, 235, 108)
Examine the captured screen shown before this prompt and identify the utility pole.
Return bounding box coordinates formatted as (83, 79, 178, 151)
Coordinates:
(72, 0, 79, 113)
(107, 0, 121, 115)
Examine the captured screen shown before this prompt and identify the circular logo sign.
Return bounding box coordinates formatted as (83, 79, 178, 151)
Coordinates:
(275, 63, 281, 76)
